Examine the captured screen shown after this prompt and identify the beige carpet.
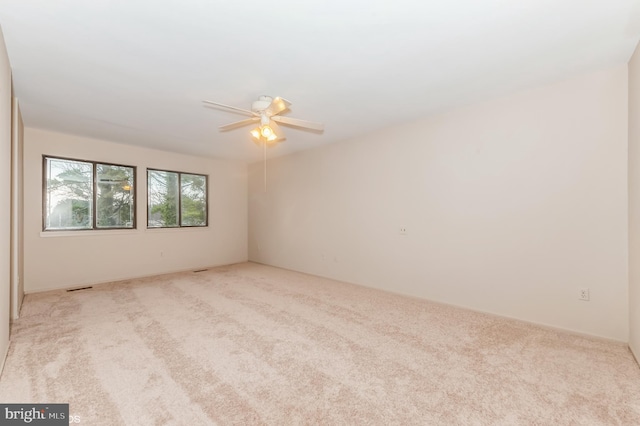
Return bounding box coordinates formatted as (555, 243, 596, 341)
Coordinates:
(0, 262, 639, 425)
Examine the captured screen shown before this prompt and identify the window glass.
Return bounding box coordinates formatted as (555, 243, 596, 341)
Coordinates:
(45, 158, 93, 230)
(180, 174, 207, 226)
(96, 164, 135, 228)
(147, 170, 180, 228)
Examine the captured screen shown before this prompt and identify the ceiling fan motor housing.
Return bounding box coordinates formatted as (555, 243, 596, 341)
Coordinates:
(252, 96, 273, 113)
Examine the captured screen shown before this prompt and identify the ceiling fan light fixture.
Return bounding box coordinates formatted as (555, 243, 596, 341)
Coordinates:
(251, 124, 279, 142)
(260, 125, 274, 139)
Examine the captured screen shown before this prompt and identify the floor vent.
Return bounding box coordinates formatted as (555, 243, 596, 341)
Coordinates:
(193, 269, 208, 273)
(66, 286, 93, 292)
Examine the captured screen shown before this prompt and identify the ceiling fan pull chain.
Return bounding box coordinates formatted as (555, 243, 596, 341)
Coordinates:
(264, 139, 267, 193)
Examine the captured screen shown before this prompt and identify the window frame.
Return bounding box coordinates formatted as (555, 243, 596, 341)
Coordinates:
(146, 168, 208, 229)
(42, 155, 137, 232)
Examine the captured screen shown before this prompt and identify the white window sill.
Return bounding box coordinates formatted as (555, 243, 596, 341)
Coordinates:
(40, 226, 209, 238)
(40, 229, 138, 238)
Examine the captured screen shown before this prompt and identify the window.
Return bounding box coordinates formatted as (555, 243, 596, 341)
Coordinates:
(44, 156, 136, 230)
(147, 169, 207, 228)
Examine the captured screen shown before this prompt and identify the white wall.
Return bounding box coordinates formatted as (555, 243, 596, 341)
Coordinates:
(0, 28, 12, 371)
(249, 65, 629, 341)
(629, 43, 640, 360)
(24, 128, 248, 292)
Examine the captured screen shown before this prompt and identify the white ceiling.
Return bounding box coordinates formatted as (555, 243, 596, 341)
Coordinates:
(1, 0, 639, 163)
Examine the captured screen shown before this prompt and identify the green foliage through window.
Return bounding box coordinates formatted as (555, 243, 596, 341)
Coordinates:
(44, 157, 135, 230)
(147, 169, 207, 228)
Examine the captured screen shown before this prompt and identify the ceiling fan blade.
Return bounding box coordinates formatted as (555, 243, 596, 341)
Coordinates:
(265, 97, 292, 117)
(269, 120, 286, 141)
(272, 115, 324, 131)
(219, 117, 260, 131)
(203, 100, 257, 117)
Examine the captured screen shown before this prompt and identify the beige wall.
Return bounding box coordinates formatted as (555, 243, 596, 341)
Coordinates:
(10, 97, 23, 319)
(0, 28, 11, 371)
(24, 128, 248, 292)
(629, 43, 640, 360)
(249, 65, 629, 341)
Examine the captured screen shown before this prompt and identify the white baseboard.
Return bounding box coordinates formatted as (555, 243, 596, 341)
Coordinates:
(24, 260, 249, 295)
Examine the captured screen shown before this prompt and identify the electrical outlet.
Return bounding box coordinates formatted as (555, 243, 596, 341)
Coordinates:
(579, 288, 590, 301)
(399, 227, 407, 235)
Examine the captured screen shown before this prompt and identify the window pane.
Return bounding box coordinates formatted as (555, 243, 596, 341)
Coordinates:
(181, 174, 207, 226)
(96, 164, 135, 229)
(147, 170, 179, 227)
(45, 158, 93, 230)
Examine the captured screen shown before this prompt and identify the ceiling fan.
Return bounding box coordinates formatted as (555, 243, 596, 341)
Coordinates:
(202, 95, 324, 145)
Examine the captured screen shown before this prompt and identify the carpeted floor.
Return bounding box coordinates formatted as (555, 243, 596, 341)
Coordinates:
(0, 262, 639, 425)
